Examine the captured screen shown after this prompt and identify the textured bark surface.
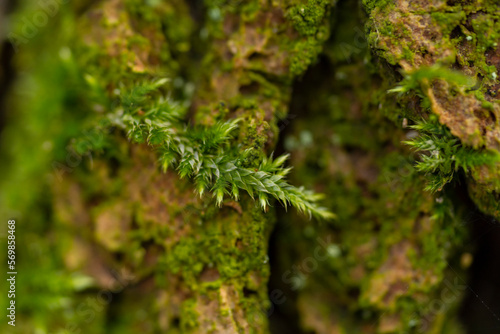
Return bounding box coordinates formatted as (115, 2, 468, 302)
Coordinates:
(17, 0, 334, 332)
(364, 0, 500, 221)
(1, 0, 500, 334)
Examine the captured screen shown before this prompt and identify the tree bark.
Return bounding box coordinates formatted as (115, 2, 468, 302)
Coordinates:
(1, 0, 500, 333)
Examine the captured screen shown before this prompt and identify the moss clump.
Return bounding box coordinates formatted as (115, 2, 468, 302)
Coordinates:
(289, 37, 326, 76)
(286, 0, 331, 36)
(283, 0, 332, 77)
(362, 0, 393, 13)
(431, 12, 466, 35)
(180, 299, 200, 330)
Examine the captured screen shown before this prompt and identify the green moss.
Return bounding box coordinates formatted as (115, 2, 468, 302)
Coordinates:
(269, 1, 472, 329)
(471, 13, 500, 50)
(469, 185, 500, 219)
(289, 37, 324, 76)
(431, 12, 466, 35)
(283, 0, 331, 77)
(180, 299, 200, 330)
(362, 0, 393, 13)
(286, 0, 330, 36)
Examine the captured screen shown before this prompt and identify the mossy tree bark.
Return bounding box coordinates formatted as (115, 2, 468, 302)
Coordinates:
(1, 0, 500, 334)
(271, 1, 500, 333)
(42, 0, 334, 333)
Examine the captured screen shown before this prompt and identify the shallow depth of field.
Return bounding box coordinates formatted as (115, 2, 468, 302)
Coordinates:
(1, 1, 500, 333)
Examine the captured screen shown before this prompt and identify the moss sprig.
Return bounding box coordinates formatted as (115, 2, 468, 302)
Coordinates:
(388, 65, 475, 96)
(404, 117, 499, 192)
(92, 79, 334, 220)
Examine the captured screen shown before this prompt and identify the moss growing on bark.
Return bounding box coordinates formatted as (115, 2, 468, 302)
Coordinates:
(2, 0, 500, 333)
